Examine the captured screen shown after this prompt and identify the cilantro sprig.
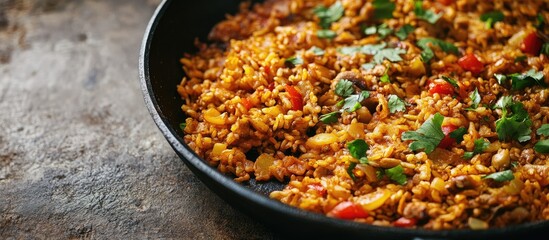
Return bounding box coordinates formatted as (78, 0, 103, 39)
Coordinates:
(364, 23, 393, 39)
(373, 0, 396, 20)
(313, 1, 344, 29)
(480, 11, 504, 29)
(401, 113, 445, 154)
(463, 138, 489, 159)
(535, 124, 549, 153)
(335, 79, 354, 97)
(494, 96, 532, 142)
(388, 95, 406, 113)
(395, 24, 414, 40)
(346, 139, 369, 180)
(466, 88, 481, 110)
(285, 56, 303, 67)
(417, 38, 458, 62)
(414, 0, 442, 24)
(483, 169, 514, 182)
(385, 165, 407, 185)
(495, 69, 546, 90)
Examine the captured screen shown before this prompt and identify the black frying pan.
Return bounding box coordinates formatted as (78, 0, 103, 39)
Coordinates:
(138, 0, 549, 239)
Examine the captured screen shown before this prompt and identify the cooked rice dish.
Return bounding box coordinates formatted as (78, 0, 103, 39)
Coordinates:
(177, 0, 549, 230)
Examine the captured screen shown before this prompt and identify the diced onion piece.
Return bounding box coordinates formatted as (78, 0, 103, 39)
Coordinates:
(211, 143, 227, 156)
(503, 175, 524, 195)
(347, 122, 365, 139)
(356, 189, 392, 211)
(203, 108, 226, 125)
(468, 217, 489, 230)
(306, 133, 338, 148)
(254, 153, 275, 181)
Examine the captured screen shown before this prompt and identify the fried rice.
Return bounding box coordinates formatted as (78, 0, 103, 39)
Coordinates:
(176, 0, 549, 230)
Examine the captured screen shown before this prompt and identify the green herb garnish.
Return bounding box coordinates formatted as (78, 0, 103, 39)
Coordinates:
(494, 73, 507, 85)
(414, 0, 442, 24)
(313, 1, 344, 29)
(480, 11, 504, 29)
(386, 165, 407, 185)
(494, 96, 532, 142)
(335, 79, 354, 97)
(536, 13, 545, 30)
(514, 55, 527, 63)
(309, 46, 325, 56)
(534, 140, 549, 153)
(179, 122, 186, 131)
(483, 170, 514, 182)
(417, 38, 458, 62)
(401, 113, 445, 154)
(319, 111, 339, 124)
(537, 124, 549, 136)
(339, 43, 405, 65)
(348, 139, 369, 164)
(508, 69, 546, 90)
(441, 76, 459, 89)
(388, 94, 406, 113)
(317, 29, 337, 39)
(463, 138, 489, 159)
(542, 43, 549, 56)
(347, 162, 357, 180)
(285, 56, 303, 66)
(373, 0, 396, 20)
(364, 23, 393, 39)
(467, 88, 481, 110)
(395, 24, 414, 40)
(342, 91, 370, 112)
(449, 127, 467, 144)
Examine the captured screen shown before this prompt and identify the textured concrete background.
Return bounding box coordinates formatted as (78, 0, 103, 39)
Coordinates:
(0, 0, 277, 239)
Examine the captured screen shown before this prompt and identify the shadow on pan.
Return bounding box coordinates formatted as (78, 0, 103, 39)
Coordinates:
(138, 0, 549, 239)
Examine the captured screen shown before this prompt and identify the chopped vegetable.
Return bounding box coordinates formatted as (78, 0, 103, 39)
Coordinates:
(534, 140, 549, 153)
(388, 95, 406, 113)
(395, 24, 414, 40)
(285, 56, 303, 66)
(480, 11, 504, 29)
(514, 55, 527, 63)
(401, 113, 445, 154)
(417, 38, 458, 62)
(285, 85, 303, 111)
(536, 13, 545, 30)
(320, 111, 339, 124)
(385, 165, 407, 185)
(335, 79, 354, 97)
(347, 162, 357, 180)
(179, 122, 186, 131)
(521, 32, 543, 55)
(313, 1, 344, 29)
(537, 124, 549, 136)
(373, 48, 406, 64)
(339, 43, 405, 64)
(380, 73, 390, 83)
(309, 46, 325, 56)
(464, 138, 489, 159)
(429, 81, 455, 96)
(494, 96, 532, 142)
(327, 201, 369, 219)
(438, 124, 459, 149)
(393, 217, 417, 227)
(542, 43, 549, 56)
(414, 0, 442, 24)
(449, 127, 467, 144)
(342, 91, 370, 112)
(241, 97, 253, 110)
(508, 69, 546, 90)
(372, 0, 395, 20)
(483, 169, 514, 182)
(467, 88, 481, 109)
(494, 73, 507, 85)
(458, 53, 484, 74)
(317, 29, 337, 39)
(364, 23, 393, 39)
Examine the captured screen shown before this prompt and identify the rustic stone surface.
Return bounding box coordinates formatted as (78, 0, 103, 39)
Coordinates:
(0, 0, 277, 239)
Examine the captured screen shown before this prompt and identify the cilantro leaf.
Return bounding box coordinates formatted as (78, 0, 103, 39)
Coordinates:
(380, 66, 391, 83)
(536, 13, 545, 30)
(509, 69, 546, 90)
(417, 38, 458, 62)
(317, 29, 337, 39)
(401, 113, 445, 154)
(441, 76, 459, 89)
(364, 23, 393, 39)
(335, 79, 354, 97)
(537, 124, 549, 136)
(534, 139, 549, 153)
(449, 127, 467, 144)
(309, 46, 325, 56)
(179, 122, 186, 131)
(313, 2, 344, 29)
(388, 94, 406, 113)
(338, 43, 405, 65)
(468, 88, 481, 109)
(414, 0, 442, 24)
(342, 91, 370, 112)
(480, 11, 504, 29)
(464, 138, 489, 159)
(386, 165, 407, 185)
(373, 0, 395, 20)
(373, 48, 406, 64)
(361, 63, 375, 70)
(494, 73, 507, 85)
(285, 56, 303, 66)
(320, 111, 339, 124)
(494, 96, 532, 142)
(483, 170, 514, 182)
(395, 24, 414, 40)
(348, 139, 369, 160)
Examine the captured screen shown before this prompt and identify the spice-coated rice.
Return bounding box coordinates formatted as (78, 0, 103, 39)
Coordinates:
(177, 0, 549, 229)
